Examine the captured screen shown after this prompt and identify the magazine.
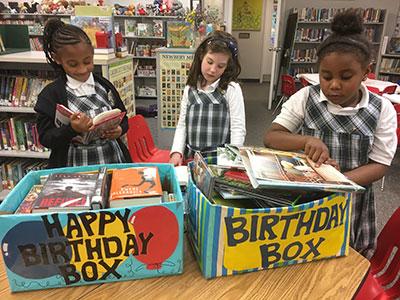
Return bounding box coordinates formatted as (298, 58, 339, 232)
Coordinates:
(239, 146, 365, 193)
(55, 104, 125, 145)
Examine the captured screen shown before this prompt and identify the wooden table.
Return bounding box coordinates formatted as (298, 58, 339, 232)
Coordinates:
(0, 237, 369, 300)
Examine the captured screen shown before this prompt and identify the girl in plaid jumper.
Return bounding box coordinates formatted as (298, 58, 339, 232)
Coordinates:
(264, 9, 397, 258)
(35, 19, 131, 168)
(170, 31, 246, 166)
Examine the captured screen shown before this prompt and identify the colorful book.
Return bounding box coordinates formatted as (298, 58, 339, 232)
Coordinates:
(14, 185, 43, 214)
(239, 146, 365, 192)
(166, 21, 193, 48)
(109, 167, 163, 207)
(32, 168, 108, 213)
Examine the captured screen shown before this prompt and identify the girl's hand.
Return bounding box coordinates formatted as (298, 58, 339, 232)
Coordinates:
(304, 136, 330, 167)
(102, 125, 122, 140)
(170, 152, 183, 166)
(70, 113, 92, 133)
(324, 158, 341, 171)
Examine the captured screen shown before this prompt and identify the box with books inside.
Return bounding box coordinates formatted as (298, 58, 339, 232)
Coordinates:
(186, 148, 356, 279)
(0, 163, 184, 292)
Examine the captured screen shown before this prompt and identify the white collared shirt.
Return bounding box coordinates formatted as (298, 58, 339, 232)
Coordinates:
(171, 79, 246, 155)
(273, 83, 397, 166)
(66, 73, 96, 96)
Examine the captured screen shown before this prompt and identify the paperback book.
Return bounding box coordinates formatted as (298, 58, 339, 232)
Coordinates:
(239, 146, 365, 193)
(55, 104, 125, 145)
(109, 166, 163, 207)
(14, 185, 43, 214)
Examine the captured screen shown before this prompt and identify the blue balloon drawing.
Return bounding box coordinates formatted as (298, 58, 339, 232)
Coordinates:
(2, 221, 71, 279)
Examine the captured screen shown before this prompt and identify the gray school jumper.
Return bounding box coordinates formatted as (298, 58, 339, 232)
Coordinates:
(66, 81, 124, 166)
(185, 86, 230, 159)
(302, 84, 381, 258)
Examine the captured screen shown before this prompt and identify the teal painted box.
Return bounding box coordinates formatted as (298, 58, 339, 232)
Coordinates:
(0, 163, 184, 292)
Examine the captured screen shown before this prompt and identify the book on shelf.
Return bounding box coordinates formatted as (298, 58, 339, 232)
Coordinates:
(71, 6, 115, 50)
(387, 37, 400, 54)
(239, 146, 364, 193)
(124, 19, 136, 37)
(109, 167, 163, 207)
(32, 167, 108, 213)
(166, 21, 193, 48)
(14, 184, 43, 214)
(55, 104, 125, 145)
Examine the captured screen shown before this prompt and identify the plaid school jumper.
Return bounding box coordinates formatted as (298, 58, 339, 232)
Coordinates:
(302, 85, 382, 258)
(185, 87, 230, 159)
(65, 81, 125, 166)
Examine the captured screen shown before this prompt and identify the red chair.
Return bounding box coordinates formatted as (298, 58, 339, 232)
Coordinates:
(354, 207, 400, 300)
(367, 73, 376, 79)
(273, 74, 297, 115)
(126, 114, 170, 163)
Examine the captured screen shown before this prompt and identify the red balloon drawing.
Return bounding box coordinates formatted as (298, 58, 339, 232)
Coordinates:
(129, 206, 179, 270)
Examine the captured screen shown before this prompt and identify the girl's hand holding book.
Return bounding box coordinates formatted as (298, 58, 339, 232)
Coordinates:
(101, 125, 122, 140)
(71, 112, 93, 133)
(304, 136, 330, 167)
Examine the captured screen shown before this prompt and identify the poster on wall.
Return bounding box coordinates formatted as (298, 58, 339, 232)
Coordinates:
(232, 0, 262, 31)
(159, 52, 194, 129)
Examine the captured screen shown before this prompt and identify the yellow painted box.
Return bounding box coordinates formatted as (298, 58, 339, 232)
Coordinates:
(186, 170, 352, 278)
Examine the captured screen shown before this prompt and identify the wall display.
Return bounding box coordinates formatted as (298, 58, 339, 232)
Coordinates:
(232, 0, 262, 31)
(158, 52, 194, 128)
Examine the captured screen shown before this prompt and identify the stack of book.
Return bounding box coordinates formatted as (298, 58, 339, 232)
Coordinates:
(190, 145, 364, 209)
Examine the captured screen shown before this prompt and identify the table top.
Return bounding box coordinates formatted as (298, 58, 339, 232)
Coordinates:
(0, 237, 369, 300)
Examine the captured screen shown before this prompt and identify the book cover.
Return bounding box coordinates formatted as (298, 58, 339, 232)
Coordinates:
(14, 185, 43, 214)
(73, 5, 114, 49)
(388, 37, 400, 54)
(166, 21, 193, 48)
(217, 145, 244, 169)
(109, 167, 163, 207)
(239, 146, 364, 192)
(32, 172, 99, 212)
(190, 152, 215, 199)
(124, 19, 136, 37)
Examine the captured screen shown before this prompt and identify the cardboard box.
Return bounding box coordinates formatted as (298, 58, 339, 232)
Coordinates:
(0, 163, 184, 292)
(186, 173, 352, 278)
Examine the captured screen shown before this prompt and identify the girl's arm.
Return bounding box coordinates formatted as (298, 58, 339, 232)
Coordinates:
(35, 91, 78, 149)
(344, 160, 388, 186)
(227, 82, 246, 146)
(170, 87, 190, 165)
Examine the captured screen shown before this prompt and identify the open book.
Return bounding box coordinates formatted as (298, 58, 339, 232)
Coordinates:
(239, 146, 365, 193)
(55, 104, 125, 144)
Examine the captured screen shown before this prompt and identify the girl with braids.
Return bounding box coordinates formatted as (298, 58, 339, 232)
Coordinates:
(169, 31, 246, 166)
(34, 18, 131, 168)
(264, 9, 397, 258)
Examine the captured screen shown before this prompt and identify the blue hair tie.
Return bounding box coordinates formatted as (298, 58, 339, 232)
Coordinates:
(207, 38, 239, 58)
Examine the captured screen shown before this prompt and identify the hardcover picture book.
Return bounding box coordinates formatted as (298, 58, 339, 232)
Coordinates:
(14, 185, 43, 214)
(239, 146, 364, 192)
(55, 104, 125, 145)
(109, 167, 163, 207)
(32, 167, 108, 213)
(166, 21, 193, 48)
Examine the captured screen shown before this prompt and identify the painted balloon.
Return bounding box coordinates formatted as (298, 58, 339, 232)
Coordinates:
(129, 206, 179, 270)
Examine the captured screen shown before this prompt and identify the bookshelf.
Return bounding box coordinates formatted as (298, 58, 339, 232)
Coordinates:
(282, 8, 387, 78)
(0, 13, 71, 51)
(114, 15, 178, 107)
(0, 51, 135, 194)
(379, 53, 400, 83)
